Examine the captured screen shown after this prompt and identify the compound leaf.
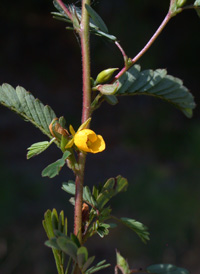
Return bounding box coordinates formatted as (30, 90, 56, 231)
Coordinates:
(85, 260, 110, 274)
(52, 1, 117, 41)
(0, 84, 57, 138)
(120, 217, 150, 243)
(115, 65, 196, 118)
(96, 176, 128, 210)
(27, 139, 55, 159)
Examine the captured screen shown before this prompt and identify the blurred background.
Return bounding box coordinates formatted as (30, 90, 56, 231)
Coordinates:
(0, 0, 200, 273)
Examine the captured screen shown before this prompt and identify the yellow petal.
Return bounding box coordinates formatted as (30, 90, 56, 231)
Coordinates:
(74, 129, 105, 154)
(88, 134, 105, 153)
(69, 125, 76, 136)
(74, 129, 93, 152)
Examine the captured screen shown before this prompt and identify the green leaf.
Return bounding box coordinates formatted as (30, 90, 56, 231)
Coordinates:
(104, 95, 118, 105)
(57, 237, 78, 261)
(82, 256, 95, 272)
(43, 209, 65, 274)
(77, 246, 88, 268)
(27, 139, 55, 159)
(45, 238, 61, 250)
(42, 150, 71, 178)
(96, 223, 110, 238)
(0, 84, 57, 139)
(62, 181, 97, 207)
(96, 176, 128, 210)
(85, 260, 110, 274)
(116, 251, 131, 274)
(52, 2, 117, 41)
(115, 65, 196, 118)
(120, 217, 150, 243)
(43, 209, 55, 239)
(70, 233, 81, 248)
(147, 264, 189, 274)
(85, 4, 108, 34)
(62, 180, 76, 194)
(51, 208, 59, 231)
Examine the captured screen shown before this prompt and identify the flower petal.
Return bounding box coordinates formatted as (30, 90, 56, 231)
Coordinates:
(74, 129, 105, 153)
(88, 134, 105, 153)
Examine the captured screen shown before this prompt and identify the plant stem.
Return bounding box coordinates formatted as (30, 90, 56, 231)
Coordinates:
(114, 12, 172, 81)
(131, 12, 172, 64)
(74, 0, 91, 245)
(55, 0, 73, 21)
(80, 0, 91, 124)
(115, 41, 128, 66)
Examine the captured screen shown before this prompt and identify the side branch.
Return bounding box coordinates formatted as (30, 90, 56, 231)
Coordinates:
(114, 12, 172, 81)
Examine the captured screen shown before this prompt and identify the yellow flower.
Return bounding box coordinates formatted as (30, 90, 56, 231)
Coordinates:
(65, 118, 105, 154)
(74, 129, 105, 154)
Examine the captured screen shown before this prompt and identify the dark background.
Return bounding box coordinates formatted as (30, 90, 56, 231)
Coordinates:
(0, 0, 200, 273)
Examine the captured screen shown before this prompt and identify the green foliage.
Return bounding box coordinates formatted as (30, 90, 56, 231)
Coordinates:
(77, 246, 88, 269)
(62, 176, 149, 242)
(43, 209, 68, 274)
(147, 264, 189, 274)
(96, 83, 119, 95)
(116, 251, 130, 274)
(42, 150, 71, 178)
(118, 217, 150, 243)
(85, 260, 110, 274)
(85, 4, 108, 34)
(46, 229, 110, 274)
(52, 1, 117, 41)
(115, 65, 196, 118)
(104, 95, 119, 105)
(0, 84, 57, 139)
(27, 139, 55, 159)
(63, 175, 128, 210)
(96, 176, 128, 210)
(114, 253, 190, 274)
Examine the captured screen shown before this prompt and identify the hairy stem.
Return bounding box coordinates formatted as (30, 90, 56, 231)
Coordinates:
(55, 0, 73, 21)
(131, 12, 171, 64)
(114, 11, 172, 81)
(74, 0, 91, 246)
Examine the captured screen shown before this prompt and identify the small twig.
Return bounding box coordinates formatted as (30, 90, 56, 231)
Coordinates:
(114, 11, 172, 81)
(131, 12, 172, 65)
(115, 41, 129, 67)
(55, 0, 73, 21)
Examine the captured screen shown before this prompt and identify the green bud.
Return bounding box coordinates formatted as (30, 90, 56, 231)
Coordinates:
(96, 82, 119, 95)
(95, 68, 118, 84)
(176, 0, 187, 8)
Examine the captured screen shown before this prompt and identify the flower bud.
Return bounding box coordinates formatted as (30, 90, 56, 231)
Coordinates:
(95, 68, 118, 84)
(96, 82, 119, 95)
(49, 118, 69, 140)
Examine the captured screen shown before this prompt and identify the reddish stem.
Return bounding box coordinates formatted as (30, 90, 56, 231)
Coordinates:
(114, 12, 172, 81)
(74, 0, 91, 246)
(55, 0, 73, 21)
